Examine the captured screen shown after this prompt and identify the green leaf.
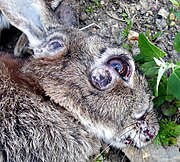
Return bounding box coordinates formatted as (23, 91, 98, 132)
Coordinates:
(174, 11, 180, 21)
(161, 104, 177, 116)
(134, 54, 146, 64)
(155, 66, 167, 96)
(122, 43, 131, 51)
(138, 34, 166, 61)
(153, 58, 175, 97)
(170, 0, 180, 7)
(175, 100, 180, 107)
(174, 125, 180, 137)
(153, 135, 162, 145)
(170, 0, 179, 6)
(174, 32, 180, 52)
(165, 95, 175, 102)
(141, 61, 159, 77)
(153, 96, 165, 108)
(122, 20, 132, 38)
(167, 67, 180, 99)
(158, 77, 167, 96)
(152, 31, 162, 41)
(176, 62, 180, 66)
(155, 119, 179, 146)
(148, 79, 157, 95)
(169, 137, 177, 145)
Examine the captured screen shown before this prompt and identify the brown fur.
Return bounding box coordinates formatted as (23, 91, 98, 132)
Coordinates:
(0, 0, 159, 161)
(0, 52, 101, 162)
(0, 54, 44, 95)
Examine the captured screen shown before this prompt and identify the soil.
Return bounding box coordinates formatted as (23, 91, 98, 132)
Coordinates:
(0, 0, 179, 161)
(79, 0, 179, 61)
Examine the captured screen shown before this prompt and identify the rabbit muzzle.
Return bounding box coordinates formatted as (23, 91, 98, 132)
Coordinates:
(117, 120, 157, 148)
(96, 119, 157, 150)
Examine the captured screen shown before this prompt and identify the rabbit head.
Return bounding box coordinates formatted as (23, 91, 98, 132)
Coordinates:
(0, 0, 159, 150)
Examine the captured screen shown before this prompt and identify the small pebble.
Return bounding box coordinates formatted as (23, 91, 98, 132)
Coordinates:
(169, 13, 176, 21)
(158, 8, 169, 19)
(128, 30, 139, 41)
(170, 21, 176, 26)
(80, 12, 88, 21)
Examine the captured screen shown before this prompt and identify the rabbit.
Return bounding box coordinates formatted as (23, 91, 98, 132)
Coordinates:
(0, 0, 159, 161)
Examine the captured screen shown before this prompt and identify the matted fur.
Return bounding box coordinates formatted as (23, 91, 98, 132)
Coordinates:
(0, 0, 159, 161)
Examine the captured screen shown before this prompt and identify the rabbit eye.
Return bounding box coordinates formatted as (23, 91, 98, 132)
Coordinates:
(47, 41, 64, 52)
(107, 58, 131, 81)
(90, 57, 132, 90)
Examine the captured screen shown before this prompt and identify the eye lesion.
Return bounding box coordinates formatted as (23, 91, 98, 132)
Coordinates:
(90, 66, 113, 90)
(89, 53, 134, 91)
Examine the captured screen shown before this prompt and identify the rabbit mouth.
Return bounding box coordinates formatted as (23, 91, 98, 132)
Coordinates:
(115, 120, 158, 149)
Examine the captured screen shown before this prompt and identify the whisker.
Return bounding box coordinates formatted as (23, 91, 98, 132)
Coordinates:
(130, 132, 141, 162)
(146, 111, 158, 121)
(121, 130, 140, 162)
(121, 143, 130, 161)
(138, 133, 145, 162)
(94, 126, 135, 161)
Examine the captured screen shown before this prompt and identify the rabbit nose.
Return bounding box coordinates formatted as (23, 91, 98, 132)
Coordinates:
(136, 120, 157, 141)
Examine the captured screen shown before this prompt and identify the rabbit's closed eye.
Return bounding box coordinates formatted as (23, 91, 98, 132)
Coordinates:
(48, 40, 64, 51)
(32, 33, 69, 58)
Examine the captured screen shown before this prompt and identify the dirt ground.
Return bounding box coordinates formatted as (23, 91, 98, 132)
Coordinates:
(0, 0, 179, 161)
(79, 0, 179, 61)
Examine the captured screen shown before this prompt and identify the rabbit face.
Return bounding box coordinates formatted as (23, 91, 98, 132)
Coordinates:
(0, 0, 159, 150)
(24, 29, 159, 149)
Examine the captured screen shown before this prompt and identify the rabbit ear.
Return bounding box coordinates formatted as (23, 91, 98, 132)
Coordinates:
(0, 0, 56, 48)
